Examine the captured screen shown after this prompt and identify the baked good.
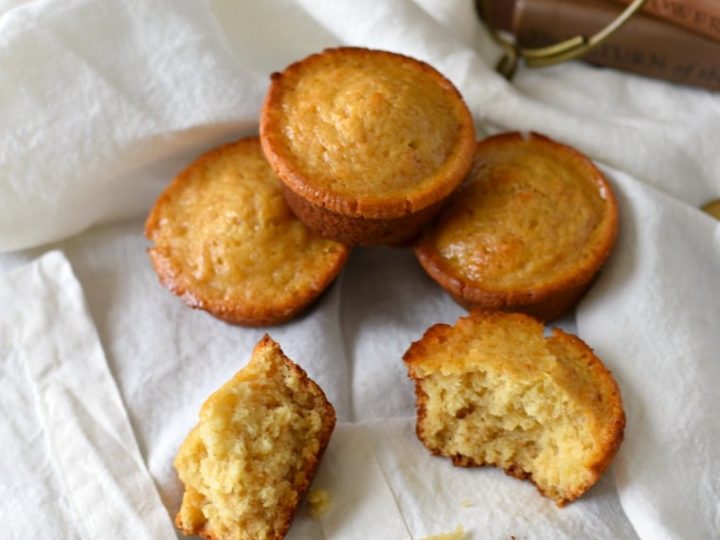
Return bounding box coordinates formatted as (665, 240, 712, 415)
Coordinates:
(144, 137, 349, 326)
(174, 335, 336, 540)
(307, 488, 331, 519)
(403, 310, 625, 506)
(260, 47, 476, 246)
(414, 132, 618, 320)
(702, 198, 720, 220)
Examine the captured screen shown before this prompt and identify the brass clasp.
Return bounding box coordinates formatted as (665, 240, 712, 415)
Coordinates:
(480, 0, 650, 78)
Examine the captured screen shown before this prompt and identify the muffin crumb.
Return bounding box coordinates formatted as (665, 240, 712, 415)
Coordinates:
(308, 488, 331, 519)
(422, 525, 466, 540)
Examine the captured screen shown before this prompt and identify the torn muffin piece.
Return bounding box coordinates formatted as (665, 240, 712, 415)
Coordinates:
(403, 310, 625, 506)
(174, 335, 336, 539)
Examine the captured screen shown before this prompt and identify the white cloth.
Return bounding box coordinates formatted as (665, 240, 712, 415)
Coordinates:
(0, 0, 264, 251)
(0, 251, 175, 540)
(576, 169, 720, 540)
(0, 0, 718, 538)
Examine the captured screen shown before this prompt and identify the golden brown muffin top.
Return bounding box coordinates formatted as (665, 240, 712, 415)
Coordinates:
(416, 132, 618, 295)
(404, 311, 622, 417)
(260, 47, 476, 218)
(404, 310, 624, 438)
(405, 311, 553, 378)
(145, 138, 348, 326)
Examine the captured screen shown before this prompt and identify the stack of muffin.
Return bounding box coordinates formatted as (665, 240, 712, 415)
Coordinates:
(146, 47, 618, 326)
(146, 48, 626, 540)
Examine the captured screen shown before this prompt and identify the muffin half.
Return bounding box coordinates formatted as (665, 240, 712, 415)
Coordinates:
(403, 310, 625, 506)
(145, 137, 349, 326)
(415, 132, 618, 320)
(175, 335, 336, 539)
(260, 47, 476, 246)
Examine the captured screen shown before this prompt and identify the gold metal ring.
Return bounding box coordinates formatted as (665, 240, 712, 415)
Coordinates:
(478, 0, 649, 78)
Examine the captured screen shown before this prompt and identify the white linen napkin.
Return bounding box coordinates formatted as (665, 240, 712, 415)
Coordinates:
(577, 168, 720, 540)
(0, 0, 264, 252)
(0, 251, 175, 539)
(0, 0, 718, 538)
(314, 419, 638, 540)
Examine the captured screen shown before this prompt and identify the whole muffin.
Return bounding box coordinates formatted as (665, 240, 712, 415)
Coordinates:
(415, 132, 619, 320)
(260, 47, 476, 246)
(145, 137, 349, 326)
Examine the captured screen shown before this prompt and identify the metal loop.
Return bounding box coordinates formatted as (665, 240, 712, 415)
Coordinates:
(480, 0, 649, 78)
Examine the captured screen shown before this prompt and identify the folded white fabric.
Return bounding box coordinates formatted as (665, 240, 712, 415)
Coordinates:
(577, 169, 720, 540)
(312, 422, 413, 540)
(0, 0, 265, 252)
(0, 252, 175, 539)
(313, 420, 638, 539)
(0, 0, 719, 538)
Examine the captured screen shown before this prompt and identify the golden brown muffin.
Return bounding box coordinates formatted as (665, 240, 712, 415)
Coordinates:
(403, 310, 625, 506)
(260, 47, 476, 246)
(144, 137, 349, 326)
(174, 335, 336, 540)
(415, 132, 618, 320)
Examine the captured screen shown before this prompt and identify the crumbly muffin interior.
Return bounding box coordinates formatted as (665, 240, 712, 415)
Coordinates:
(277, 53, 467, 200)
(147, 138, 346, 311)
(406, 313, 623, 505)
(427, 137, 613, 290)
(419, 365, 596, 503)
(175, 339, 333, 540)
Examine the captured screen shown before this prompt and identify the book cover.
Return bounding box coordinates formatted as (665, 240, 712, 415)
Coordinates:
(497, 0, 720, 91)
(610, 0, 720, 42)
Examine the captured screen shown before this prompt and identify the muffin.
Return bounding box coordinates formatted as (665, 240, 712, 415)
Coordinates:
(415, 132, 618, 320)
(174, 335, 336, 540)
(403, 310, 625, 506)
(260, 47, 476, 246)
(144, 137, 349, 326)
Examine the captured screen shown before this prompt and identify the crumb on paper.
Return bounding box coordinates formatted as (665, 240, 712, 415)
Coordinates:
(421, 525, 466, 540)
(459, 499, 474, 508)
(308, 488, 331, 519)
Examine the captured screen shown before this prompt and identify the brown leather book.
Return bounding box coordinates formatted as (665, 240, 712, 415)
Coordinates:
(483, 0, 720, 91)
(609, 0, 720, 43)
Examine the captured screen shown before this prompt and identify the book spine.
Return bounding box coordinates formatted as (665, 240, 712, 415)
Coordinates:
(512, 0, 720, 91)
(609, 0, 720, 43)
